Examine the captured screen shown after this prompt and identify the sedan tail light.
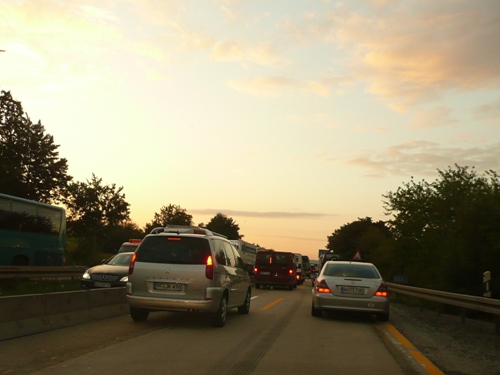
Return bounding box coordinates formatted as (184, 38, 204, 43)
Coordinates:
(316, 280, 331, 293)
(375, 283, 388, 297)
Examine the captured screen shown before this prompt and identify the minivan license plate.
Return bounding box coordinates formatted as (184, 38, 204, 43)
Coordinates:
(154, 282, 182, 291)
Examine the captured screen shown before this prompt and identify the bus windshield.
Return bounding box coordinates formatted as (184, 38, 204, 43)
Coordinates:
(0, 193, 66, 266)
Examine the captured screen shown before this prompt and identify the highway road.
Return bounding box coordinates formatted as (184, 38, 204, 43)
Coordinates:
(0, 284, 417, 375)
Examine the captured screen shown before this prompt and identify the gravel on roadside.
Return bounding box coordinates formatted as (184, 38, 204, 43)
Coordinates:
(389, 302, 500, 375)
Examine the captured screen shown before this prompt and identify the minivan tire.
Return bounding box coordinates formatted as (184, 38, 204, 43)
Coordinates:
(211, 296, 228, 327)
(238, 289, 251, 314)
(130, 307, 149, 321)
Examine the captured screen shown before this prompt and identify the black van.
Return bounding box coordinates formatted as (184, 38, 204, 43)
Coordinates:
(254, 250, 297, 290)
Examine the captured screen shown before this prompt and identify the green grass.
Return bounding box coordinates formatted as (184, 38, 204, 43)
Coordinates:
(0, 278, 83, 297)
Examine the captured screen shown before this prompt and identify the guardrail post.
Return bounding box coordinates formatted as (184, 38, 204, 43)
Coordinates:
(483, 271, 491, 298)
(460, 307, 467, 324)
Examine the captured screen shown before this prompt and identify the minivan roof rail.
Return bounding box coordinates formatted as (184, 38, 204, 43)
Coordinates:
(150, 225, 228, 238)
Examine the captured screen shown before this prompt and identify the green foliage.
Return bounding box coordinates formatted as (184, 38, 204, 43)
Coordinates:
(326, 217, 393, 277)
(63, 174, 131, 264)
(203, 212, 241, 240)
(0, 90, 72, 203)
(383, 165, 500, 296)
(143, 204, 193, 233)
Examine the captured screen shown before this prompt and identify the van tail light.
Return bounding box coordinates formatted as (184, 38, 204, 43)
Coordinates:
(128, 253, 137, 275)
(375, 283, 388, 297)
(289, 269, 294, 275)
(316, 280, 331, 293)
(206, 255, 214, 280)
(254, 267, 258, 274)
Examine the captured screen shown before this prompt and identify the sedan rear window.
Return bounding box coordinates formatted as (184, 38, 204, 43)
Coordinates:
(323, 264, 380, 279)
(135, 236, 211, 264)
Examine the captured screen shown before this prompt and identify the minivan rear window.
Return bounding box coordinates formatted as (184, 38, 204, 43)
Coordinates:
(257, 253, 291, 267)
(135, 236, 211, 264)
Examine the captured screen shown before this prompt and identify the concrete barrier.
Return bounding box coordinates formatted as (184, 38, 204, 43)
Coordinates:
(0, 288, 129, 341)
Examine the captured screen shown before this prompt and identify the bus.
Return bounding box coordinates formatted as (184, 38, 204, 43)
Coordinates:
(0, 193, 66, 266)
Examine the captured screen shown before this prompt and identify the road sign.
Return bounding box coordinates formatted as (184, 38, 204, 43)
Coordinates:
(352, 251, 362, 261)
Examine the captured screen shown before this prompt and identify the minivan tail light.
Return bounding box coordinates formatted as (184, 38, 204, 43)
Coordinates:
(128, 253, 137, 275)
(206, 255, 214, 280)
(375, 283, 388, 297)
(316, 280, 331, 293)
(289, 269, 293, 274)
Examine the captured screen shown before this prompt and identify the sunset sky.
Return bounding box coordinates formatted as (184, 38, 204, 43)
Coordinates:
(1, 0, 499, 260)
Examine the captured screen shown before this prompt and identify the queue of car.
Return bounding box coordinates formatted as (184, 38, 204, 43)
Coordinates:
(80, 226, 390, 327)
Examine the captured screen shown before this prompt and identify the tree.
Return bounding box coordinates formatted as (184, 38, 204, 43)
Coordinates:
(326, 217, 392, 271)
(383, 165, 500, 295)
(143, 204, 193, 233)
(64, 174, 131, 264)
(203, 213, 241, 240)
(0, 90, 71, 203)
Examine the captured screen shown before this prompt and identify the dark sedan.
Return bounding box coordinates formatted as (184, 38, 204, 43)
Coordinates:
(81, 252, 133, 289)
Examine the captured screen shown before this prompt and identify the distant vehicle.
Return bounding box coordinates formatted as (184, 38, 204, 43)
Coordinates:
(302, 255, 311, 278)
(294, 253, 305, 284)
(230, 239, 259, 269)
(254, 250, 297, 290)
(118, 239, 141, 253)
(319, 250, 341, 270)
(0, 193, 66, 266)
(126, 225, 252, 327)
(311, 261, 389, 321)
(81, 252, 134, 289)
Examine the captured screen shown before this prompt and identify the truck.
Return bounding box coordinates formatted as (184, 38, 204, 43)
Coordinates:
(230, 240, 259, 268)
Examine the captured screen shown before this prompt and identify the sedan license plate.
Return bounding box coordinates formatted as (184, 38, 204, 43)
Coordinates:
(154, 282, 182, 291)
(94, 281, 111, 288)
(339, 286, 365, 295)
(260, 271, 270, 275)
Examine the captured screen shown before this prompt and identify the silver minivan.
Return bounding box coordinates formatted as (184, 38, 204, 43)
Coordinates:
(126, 226, 252, 327)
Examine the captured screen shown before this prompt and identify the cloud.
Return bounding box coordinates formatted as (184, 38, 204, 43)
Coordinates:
(346, 140, 500, 177)
(409, 106, 458, 128)
(227, 74, 352, 97)
(189, 209, 334, 219)
(474, 100, 500, 123)
(279, 2, 500, 110)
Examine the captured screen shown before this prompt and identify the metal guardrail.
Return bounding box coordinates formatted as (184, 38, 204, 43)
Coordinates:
(0, 266, 86, 280)
(387, 282, 500, 335)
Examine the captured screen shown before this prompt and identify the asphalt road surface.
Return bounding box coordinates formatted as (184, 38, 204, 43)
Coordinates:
(0, 284, 409, 375)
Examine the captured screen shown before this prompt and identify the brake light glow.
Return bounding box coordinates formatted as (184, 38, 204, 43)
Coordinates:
(254, 267, 258, 274)
(129, 239, 141, 243)
(289, 269, 293, 274)
(128, 253, 137, 275)
(168, 237, 181, 241)
(375, 283, 388, 297)
(206, 255, 214, 280)
(316, 280, 331, 293)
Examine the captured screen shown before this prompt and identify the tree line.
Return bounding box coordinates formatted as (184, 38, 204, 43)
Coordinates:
(325, 166, 500, 298)
(2, 90, 499, 298)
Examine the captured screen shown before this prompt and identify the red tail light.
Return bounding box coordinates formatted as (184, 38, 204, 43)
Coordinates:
(289, 269, 293, 274)
(254, 267, 258, 274)
(128, 253, 137, 275)
(206, 255, 214, 280)
(316, 280, 331, 293)
(375, 283, 388, 297)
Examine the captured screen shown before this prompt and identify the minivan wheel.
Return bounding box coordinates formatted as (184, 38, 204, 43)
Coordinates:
(130, 307, 149, 321)
(238, 289, 251, 314)
(255, 283, 260, 289)
(211, 296, 228, 327)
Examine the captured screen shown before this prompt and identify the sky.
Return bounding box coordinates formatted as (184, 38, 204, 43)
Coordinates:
(1, 0, 500, 260)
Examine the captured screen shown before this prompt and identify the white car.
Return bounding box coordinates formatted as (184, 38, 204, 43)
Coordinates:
(311, 261, 389, 321)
